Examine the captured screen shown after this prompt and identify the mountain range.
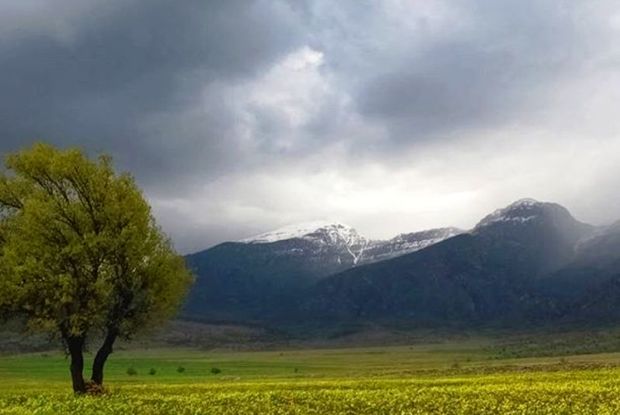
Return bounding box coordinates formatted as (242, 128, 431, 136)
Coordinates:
(183, 199, 620, 328)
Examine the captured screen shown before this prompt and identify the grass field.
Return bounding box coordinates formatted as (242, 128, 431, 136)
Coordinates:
(3, 338, 620, 414)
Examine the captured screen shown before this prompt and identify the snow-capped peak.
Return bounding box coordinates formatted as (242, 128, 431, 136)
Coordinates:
(474, 198, 544, 229)
(240, 221, 369, 264)
(239, 221, 465, 266)
(507, 198, 541, 208)
(240, 221, 358, 244)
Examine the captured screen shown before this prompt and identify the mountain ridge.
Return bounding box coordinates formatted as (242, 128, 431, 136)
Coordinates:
(183, 198, 620, 329)
(183, 221, 463, 321)
(303, 199, 606, 324)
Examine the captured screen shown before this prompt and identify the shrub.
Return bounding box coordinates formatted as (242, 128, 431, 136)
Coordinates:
(210, 367, 221, 375)
(149, 368, 157, 376)
(177, 366, 186, 373)
(127, 367, 138, 376)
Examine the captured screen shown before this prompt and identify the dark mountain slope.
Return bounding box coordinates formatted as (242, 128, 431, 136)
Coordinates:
(183, 223, 459, 322)
(184, 237, 357, 321)
(304, 199, 595, 324)
(535, 222, 620, 319)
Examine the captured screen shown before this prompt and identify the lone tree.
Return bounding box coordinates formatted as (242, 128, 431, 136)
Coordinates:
(0, 144, 192, 393)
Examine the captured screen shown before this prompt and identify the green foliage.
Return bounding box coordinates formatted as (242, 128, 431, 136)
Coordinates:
(210, 367, 221, 375)
(126, 367, 137, 376)
(149, 368, 157, 376)
(0, 143, 192, 343)
(176, 366, 185, 374)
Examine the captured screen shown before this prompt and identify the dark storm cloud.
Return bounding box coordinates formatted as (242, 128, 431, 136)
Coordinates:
(0, 0, 305, 185)
(304, 0, 594, 143)
(1, 0, 620, 252)
(0, 0, 602, 171)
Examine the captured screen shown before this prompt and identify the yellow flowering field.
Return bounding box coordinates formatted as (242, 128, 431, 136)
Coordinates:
(3, 345, 620, 414)
(3, 370, 620, 414)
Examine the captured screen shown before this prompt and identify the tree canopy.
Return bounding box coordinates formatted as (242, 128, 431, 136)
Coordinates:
(0, 143, 192, 393)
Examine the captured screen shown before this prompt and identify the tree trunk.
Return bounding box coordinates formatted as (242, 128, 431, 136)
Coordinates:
(67, 336, 86, 394)
(91, 328, 118, 385)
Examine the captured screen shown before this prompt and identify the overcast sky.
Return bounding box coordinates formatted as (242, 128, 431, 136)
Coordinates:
(2, 0, 620, 253)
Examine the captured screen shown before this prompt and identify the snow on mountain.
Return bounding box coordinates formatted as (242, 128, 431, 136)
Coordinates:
(241, 221, 369, 264)
(239, 221, 357, 243)
(474, 198, 544, 229)
(389, 227, 463, 252)
(240, 221, 461, 265)
(304, 223, 369, 264)
(363, 227, 464, 263)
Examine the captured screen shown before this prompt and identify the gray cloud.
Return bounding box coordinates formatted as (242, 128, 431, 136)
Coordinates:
(305, 0, 604, 143)
(0, 0, 305, 182)
(1, 0, 620, 252)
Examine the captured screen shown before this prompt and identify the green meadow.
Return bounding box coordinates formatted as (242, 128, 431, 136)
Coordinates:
(4, 338, 620, 414)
